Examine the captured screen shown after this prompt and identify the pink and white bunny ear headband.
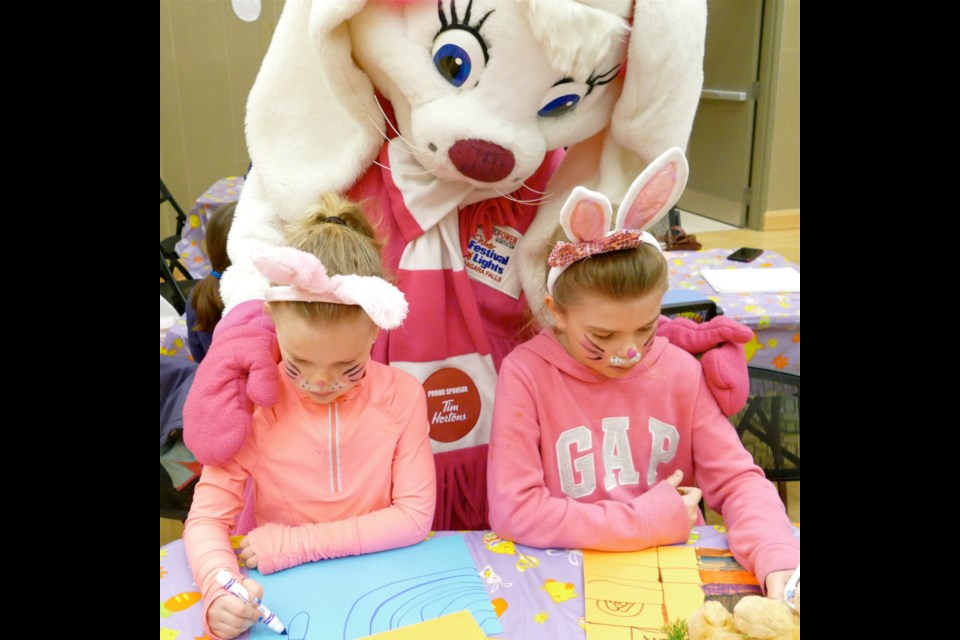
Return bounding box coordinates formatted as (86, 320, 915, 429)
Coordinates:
(252, 247, 409, 330)
(546, 147, 690, 295)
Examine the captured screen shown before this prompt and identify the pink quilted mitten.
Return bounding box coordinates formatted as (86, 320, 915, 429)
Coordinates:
(183, 300, 280, 465)
(657, 315, 753, 416)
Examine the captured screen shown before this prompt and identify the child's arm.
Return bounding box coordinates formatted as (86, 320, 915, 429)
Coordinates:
(487, 359, 691, 550)
(242, 384, 436, 573)
(183, 461, 257, 639)
(690, 373, 800, 590)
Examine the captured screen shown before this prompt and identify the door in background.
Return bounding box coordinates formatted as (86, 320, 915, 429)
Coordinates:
(679, 0, 765, 227)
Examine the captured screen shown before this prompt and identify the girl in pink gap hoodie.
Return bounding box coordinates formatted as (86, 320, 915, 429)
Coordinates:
(487, 151, 798, 601)
(184, 194, 436, 640)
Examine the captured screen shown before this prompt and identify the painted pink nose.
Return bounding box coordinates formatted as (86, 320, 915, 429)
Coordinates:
(448, 139, 515, 183)
(626, 348, 638, 359)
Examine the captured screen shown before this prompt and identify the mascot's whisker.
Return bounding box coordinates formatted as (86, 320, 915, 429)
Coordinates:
(370, 101, 434, 155)
(494, 188, 552, 206)
(519, 180, 551, 196)
(369, 159, 438, 177)
(364, 114, 431, 156)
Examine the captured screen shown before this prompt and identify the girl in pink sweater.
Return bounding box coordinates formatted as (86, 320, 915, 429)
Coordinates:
(184, 194, 436, 640)
(487, 149, 799, 600)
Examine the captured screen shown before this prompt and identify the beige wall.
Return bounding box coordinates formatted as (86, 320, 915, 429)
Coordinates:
(765, 0, 800, 214)
(159, 0, 283, 239)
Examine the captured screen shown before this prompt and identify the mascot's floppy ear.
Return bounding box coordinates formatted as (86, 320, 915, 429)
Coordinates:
(243, 0, 382, 218)
(521, 0, 706, 324)
(222, 0, 384, 308)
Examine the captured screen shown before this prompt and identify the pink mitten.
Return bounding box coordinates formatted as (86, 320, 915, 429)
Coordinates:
(656, 315, 753, 416)
(183, 300, 280, 465)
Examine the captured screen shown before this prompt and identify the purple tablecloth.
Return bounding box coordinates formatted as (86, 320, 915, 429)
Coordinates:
(665, 249, 800, 375)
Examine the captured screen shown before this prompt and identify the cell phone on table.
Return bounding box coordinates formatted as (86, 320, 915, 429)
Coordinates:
(726, 247, 763, 263)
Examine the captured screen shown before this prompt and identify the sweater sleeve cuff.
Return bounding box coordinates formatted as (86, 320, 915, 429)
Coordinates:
(638, 481, 694, 546)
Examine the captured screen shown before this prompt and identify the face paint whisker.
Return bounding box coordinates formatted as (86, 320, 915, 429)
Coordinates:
(581, 337, 604, 354)
(579, 337, 604, 360)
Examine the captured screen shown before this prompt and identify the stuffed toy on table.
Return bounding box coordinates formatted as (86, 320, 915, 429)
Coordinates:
(184, 0, 751, 531)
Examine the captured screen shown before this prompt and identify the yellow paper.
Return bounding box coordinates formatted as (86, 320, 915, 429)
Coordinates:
(656, 546, 697, 569)
(584, 545, 707, 636)
(584, 621, 639, 640)
(361, 610, 487, 639)
(659, 568, 702, 584)
(584, 548, 660, 568)
(585, 578, 664, 603)
(663, 583, 705, 621)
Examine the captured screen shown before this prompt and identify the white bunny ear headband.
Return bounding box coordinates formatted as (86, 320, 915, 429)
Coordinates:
(546, 147, 689, 295)
(252, 247, 409, 330)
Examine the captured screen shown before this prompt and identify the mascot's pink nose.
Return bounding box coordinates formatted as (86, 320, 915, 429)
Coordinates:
(448, 139, 515, 183)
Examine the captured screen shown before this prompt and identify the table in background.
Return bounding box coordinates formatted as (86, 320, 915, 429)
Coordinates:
(160, 525, 798, 640)
(175, 176, 245, 279)
(665, 249, 800, 375)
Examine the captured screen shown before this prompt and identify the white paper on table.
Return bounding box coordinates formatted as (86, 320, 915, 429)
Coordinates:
(699, 267, 800, 293)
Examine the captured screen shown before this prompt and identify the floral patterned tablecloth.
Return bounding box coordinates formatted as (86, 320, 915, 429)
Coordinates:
(160, 525, 799, 640)
(665, 249, 800, 375)
(174, 176, 245, 279)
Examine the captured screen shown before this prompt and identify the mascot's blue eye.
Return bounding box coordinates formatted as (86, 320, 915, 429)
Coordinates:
(434, 43, 472, 87)
(538, 94, 581, 117)
(537, 81, 590, 118)
(432, 28, 487, 89)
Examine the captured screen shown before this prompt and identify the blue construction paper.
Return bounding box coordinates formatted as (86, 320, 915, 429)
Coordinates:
(250, 535, 503, 639)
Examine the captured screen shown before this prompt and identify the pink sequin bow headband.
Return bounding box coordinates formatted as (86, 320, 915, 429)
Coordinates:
(548, 229, 645, 269)
(546, 229, 659, 295)
(252, 247, 408, 330)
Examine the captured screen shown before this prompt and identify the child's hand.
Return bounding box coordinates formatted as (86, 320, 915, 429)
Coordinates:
(764, 568, 795, 601)
(207, 577, 264, 639)
(238, 537, 259, 569)
(665, 470, 702, 529)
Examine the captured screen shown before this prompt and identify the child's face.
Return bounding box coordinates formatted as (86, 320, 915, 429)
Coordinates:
(547, 288, 664, 379)
(271, 308, 379, 404)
